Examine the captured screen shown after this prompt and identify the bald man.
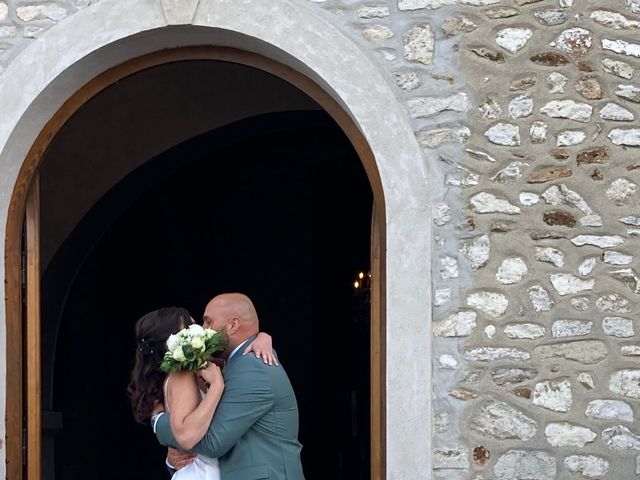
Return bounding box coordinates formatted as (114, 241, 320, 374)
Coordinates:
(154, 293, 305, 479)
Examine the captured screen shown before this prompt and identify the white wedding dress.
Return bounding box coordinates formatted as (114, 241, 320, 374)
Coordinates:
(171, 454, 220, 480)
(164, 378, 221, 480)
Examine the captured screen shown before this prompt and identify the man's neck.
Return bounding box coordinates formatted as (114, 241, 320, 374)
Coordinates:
(227, 337, 253, 361)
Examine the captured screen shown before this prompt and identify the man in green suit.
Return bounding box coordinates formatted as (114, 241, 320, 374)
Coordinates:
(154, 293, 305, 479)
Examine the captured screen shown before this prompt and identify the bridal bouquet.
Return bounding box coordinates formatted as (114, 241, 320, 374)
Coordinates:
(160, 324, 225, 373)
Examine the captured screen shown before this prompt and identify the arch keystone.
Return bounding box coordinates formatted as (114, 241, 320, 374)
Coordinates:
(161, 0, 200, 24)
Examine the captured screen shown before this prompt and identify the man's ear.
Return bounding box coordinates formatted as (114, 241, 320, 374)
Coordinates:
(228, 317, 241, 334)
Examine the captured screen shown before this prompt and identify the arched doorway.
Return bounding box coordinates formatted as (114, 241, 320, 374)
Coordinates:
(6, 49, 385, 480)
(2, 4, 433, 478)
(35, 58, 373, 478)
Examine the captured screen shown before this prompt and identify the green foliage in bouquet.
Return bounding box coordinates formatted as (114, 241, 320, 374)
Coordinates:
(160, 324, 225, 373)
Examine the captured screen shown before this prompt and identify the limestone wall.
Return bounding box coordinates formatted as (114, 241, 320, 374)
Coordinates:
(305, 0, 640, 477)
(1, 0, 640, 478)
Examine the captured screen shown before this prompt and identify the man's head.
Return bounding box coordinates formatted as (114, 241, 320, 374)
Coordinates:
(202, 293, 260, 354)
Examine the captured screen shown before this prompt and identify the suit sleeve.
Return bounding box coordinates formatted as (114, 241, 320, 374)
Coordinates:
(155, 412, 180, 449)
(193, 359, 274, 457)
(155, 357, 274, 458)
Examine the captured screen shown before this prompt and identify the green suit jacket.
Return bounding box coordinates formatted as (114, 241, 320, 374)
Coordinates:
(156, 338, 305, 480)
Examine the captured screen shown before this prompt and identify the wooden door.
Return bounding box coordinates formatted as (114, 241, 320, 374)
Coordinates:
(25, 175, 42, 480)
(5, 174, 41, 480)
(370, 204, 385, 479)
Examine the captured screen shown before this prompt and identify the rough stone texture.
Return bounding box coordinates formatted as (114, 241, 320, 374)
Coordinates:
(600, 102, 634, 121)
(545, 422, 597, 447)
(571, 235, 625, 248)
(492, 161, 528, 183)
(622, 345, 640, 356)
(610, 370, 640, 399)
(407, 93, 468, 118)
(585, 399, 634, 422)
(528, 285, 554, 312)
(470, 399, 537, 440)
(607, 178, 637, 204)
(496, 257, 527, 284)
(564, 455, 609, 479)
(470, 192, 520, 214)
(533, 378, 572, 412)
(418, 126, 471, 148)
(549, 273, 594, 295)
(491, 367, 538, 386)
(433, 447, 470, 469)
(610, 267, 640, 294)
(552, 320, 592, 338)
(362, 25, 395, 42)
(356, 6, 390, 18)
(403, 24, 434, 64)
(534, 340, 608, 364)
(465, 347, 531, 362)
(485, 123, 521, 146)
(529, 166, 572, 183)
(578, 372, 596, 390)
(504, 323, 546, 339)
(535, 246, 564, 267)
(577, 147, 608, 165)
(540, 100, 593, 123)
(496, 28, 533, 54)
(494, 450, 556, 480)
(602, 426, 640, 451)
(597, 293, 631, 313)
(433, 311, 477, 337)
(466, 291, 508, 317)
(4, 0, 640, 478)
(459, 234, 490, 270)
(602, 316, 634, 337)
(602, 58, 634, 78)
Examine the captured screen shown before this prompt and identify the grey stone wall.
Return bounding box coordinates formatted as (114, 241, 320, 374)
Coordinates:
(0, 1, 95, 70)
(310, 1, 640, 478)
(454, 1, 640, 478)
(2, 0, 640, 478)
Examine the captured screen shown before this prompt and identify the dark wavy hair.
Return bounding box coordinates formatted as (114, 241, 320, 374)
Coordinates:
(127, 306, 192, 423)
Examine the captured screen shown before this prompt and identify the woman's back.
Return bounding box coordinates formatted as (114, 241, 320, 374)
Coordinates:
(164, 375, 221, 480)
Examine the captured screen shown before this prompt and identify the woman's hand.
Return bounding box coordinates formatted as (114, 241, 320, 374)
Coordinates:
(244, 332, 278, 366)
(199, 362, 224, 390)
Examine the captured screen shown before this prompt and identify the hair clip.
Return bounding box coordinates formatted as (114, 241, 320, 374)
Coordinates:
(138, 337, 155, 355)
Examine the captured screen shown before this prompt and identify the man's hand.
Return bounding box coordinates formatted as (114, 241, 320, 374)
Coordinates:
(167, 448, 196, 470)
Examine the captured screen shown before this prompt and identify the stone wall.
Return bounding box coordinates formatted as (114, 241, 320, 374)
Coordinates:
(1, 0, 640, 478)
(452, 1, 640, 478)
(304, 1, 640, 478)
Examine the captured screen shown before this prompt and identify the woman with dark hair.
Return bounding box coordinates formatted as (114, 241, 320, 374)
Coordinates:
(128, 306, 273, 480)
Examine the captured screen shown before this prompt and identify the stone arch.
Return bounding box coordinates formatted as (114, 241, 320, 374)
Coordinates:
(0, 0, 432, 477)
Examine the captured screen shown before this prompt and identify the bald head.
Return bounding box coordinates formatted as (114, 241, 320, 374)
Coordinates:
(203, 293, 260, 352)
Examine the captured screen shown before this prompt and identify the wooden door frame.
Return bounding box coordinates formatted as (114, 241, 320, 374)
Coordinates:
(5, 46, 387, 479)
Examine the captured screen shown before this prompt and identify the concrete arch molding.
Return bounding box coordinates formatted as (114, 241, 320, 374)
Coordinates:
(0, 0, 432, 478)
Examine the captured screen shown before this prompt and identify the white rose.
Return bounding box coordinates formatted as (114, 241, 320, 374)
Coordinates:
(188, 324, 204, 336)
(190, 336, 204, 350)
(204, 329, 217, 339)
(172, 346, 186, 362)
(166, 334, 180, 352)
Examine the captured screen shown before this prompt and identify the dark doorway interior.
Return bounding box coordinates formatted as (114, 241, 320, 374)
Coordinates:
(42, 111, 373, 479)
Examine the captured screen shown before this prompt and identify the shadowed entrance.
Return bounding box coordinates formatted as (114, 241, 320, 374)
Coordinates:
(42, 111, 372, 479)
